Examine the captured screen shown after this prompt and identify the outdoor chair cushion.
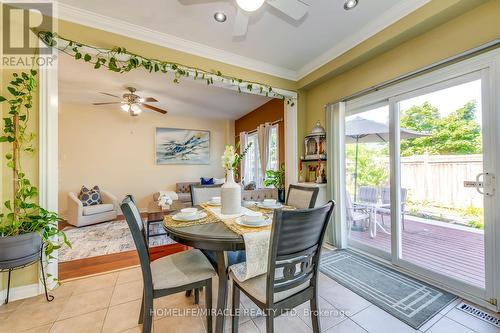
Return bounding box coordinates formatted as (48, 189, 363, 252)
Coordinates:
(151, 249, 215, 290)
(82, 203, 114, 216)
(230, 270, 310, 303)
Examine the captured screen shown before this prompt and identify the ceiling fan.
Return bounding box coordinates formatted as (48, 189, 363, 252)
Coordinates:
(92, 87, 168, 116)
(232, 0, 310, 37)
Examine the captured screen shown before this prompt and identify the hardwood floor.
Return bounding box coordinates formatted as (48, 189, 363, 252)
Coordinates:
(58, 243, 189, 281)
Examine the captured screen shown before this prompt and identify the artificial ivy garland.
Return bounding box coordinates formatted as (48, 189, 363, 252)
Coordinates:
(38, 31, 296, 107)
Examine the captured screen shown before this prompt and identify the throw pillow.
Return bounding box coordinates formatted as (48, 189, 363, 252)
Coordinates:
(79, 185, 102, 206)
(200, 177, 214, 185)
(213, 177, 225, 185)
(244, 181, 256, 190)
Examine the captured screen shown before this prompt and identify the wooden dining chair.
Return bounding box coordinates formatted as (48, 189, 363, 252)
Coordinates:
(121, 197, 216, 333)
(285, 184, 320, 209)
(230, 201, 335, 333)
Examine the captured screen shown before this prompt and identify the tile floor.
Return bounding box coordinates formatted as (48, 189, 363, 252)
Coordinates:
(0, 266, 499, 333)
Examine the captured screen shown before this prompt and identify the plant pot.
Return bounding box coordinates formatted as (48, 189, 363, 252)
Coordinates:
(278, 189, 286, 203)
(221, 169, 242, 215)
(0, 232, 42, 270)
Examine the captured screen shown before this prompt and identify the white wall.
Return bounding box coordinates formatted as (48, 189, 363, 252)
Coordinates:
(58, 102, 234, 214)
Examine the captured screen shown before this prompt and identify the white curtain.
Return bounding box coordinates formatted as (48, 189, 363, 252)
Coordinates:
(257, 123, 271, 187)
(239, 131, 248, 182)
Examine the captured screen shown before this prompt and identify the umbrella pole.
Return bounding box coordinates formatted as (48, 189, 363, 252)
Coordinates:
(354, 137, 359, 202)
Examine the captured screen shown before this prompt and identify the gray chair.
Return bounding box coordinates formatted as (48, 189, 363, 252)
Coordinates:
(230, 201, 335, 333)
(345, 192, 370, 237)
(378, 187, 408, 230)
(356, 186, 379, 204)
(121, 197, 216, 333)
(285, 185, 319, 209)
(190, 184, 223, 206)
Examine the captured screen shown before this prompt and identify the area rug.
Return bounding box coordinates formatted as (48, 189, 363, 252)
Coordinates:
(59, 220, 176, 262)
(320, 250, 457, 330)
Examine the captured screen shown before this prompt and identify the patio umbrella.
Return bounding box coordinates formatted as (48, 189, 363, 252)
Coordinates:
(346, 116, 429, 201)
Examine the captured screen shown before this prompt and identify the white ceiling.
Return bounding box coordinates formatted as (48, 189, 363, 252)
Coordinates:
(55, 0, 430, 80)
(58, 53, 272, 119)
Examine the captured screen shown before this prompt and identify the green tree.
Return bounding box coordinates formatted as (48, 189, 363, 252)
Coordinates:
(345, 144, 389, 190)
(400, 101, 482, 156)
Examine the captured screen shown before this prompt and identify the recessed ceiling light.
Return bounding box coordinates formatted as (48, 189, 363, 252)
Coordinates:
(214, 11, 227, 23)
(344, 0, 359, 10)
(236, 0, 265, 12)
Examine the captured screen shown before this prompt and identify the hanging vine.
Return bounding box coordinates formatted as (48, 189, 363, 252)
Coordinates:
(38, 31, 296, 107)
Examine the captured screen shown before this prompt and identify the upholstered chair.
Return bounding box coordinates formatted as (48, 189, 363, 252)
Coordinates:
(66, 189, 118, 227)
(286, 185, 320, 209)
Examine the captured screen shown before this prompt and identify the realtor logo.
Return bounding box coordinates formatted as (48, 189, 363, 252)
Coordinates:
(2, 2, 53, 55)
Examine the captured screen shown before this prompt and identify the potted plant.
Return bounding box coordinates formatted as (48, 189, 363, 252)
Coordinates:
(0, 70, 70, 281)
(264, 163, 286, 203)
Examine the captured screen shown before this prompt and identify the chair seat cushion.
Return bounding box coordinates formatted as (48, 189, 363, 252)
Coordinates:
(352, 211, 369, 221)
(151, 249, 216, 290)
(82, 203, 114, 216)
(230, 271, 310, 304)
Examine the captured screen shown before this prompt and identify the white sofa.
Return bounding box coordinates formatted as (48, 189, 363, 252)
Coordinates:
(67, 190, 118, 227)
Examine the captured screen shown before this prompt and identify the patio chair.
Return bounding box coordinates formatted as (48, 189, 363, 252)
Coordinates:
(356, 186, 379, 204)
(121, 197, 215, 333)
(377, 187, 408, 230)
(230, 201, 335, 333)
(345, 192, 370, 237)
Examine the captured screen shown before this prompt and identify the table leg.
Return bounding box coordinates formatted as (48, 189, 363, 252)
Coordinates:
(215, 251, 228, 333)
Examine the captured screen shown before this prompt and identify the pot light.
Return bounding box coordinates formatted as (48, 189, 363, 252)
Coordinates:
(236, 0, 265, 12)
(344, 0, 359, 10)
(214, 12, 227, 22)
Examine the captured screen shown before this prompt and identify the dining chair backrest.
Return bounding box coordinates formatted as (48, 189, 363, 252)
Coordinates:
(285, 185, 319, 209)
(381, 187, 408, 205)
(190, 184, 223, 206)
(121, 198, 153, 291)
(266, 201, 335, 303)
(357, 186, 379, 203)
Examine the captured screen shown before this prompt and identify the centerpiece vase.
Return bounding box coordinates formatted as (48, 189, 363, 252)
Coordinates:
(221, 169, 241, 215)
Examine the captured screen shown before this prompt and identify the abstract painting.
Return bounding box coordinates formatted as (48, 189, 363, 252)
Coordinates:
(155, 128, 210, 164)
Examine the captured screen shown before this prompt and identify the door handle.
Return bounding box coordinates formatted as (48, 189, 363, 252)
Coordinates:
(476, 172, 495, 196)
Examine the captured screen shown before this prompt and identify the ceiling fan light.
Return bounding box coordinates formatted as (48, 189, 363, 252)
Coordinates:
(344, 0, 359, 10)
(121, 104, 130, 112)
(131, 104, 142, 114)
(236, 0, 265, 12)
(214, 11, 227, 22)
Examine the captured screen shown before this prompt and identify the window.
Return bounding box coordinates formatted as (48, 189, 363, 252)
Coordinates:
(243, 123, 279, 187)
(268, 125, 279, 171)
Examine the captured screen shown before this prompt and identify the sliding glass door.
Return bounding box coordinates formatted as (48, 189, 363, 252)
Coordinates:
(341, 60, 498, 306)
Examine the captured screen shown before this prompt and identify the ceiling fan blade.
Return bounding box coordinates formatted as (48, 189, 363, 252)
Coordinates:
(99, 92, 121, 99)
(143, 97, 158, 102)
(267, 0, 309, 20)
(232, 8, 249, 37)
(92, 102, 122, 105)
(142, 103, 168, 114)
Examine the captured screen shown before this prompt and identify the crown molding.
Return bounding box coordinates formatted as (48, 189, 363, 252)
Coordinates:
(54, 1, 429, 82)
(296, 0, 432, 80)
(54, 2, 298, 81)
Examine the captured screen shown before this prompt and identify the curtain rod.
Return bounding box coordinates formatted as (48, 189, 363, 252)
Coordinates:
(235, 118, 283, 137)
(326, 39, 500, 107)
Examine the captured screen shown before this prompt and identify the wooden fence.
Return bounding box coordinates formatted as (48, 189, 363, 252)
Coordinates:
(400, 154, 483, 209)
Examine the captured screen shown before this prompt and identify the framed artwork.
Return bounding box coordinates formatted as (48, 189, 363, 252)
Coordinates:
(155, 127, 210, 165)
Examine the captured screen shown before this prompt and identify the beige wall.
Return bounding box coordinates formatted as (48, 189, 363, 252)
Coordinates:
(58, 102, 234, 214)
(300, 0, 500, 132)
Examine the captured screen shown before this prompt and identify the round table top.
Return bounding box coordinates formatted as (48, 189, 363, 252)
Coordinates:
(163, 214, 245, 251)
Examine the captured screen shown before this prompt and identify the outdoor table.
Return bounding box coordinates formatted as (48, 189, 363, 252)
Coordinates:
(354, 201, 391, 238)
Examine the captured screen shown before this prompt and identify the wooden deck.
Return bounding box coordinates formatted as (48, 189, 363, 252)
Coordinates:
(350, 216, 485, 288)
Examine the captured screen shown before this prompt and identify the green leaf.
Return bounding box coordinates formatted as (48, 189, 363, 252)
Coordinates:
(0, 96, 6, 102)
(94, 62, 101, 69)
(75, 52, 82, 60)
(84, 54, 92, 62)
(4, 201, 11, 210)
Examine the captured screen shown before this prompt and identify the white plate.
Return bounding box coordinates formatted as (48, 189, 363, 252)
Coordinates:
(172, 212, 208, 222)
(235, 216, 272, 228)
(206, 201, 221, 206)
(256, 202, 283, 210)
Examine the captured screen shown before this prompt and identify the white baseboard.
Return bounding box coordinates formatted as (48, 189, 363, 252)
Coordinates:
(0, 283, 41, 305)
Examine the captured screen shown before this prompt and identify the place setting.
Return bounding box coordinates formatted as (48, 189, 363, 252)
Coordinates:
(234, 211, 272, 228)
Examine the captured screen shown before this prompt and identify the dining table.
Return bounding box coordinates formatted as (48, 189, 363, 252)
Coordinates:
(163, 204, 247, 333)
